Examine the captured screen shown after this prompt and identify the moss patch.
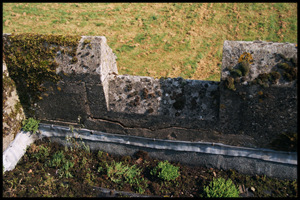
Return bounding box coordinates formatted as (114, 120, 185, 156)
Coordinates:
(3, 33, 81, 116)
(224, 77, 236, 91)
(278, 63, 297, 81)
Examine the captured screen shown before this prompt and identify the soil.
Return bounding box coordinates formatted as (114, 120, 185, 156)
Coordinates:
(2, 137, 297, 198)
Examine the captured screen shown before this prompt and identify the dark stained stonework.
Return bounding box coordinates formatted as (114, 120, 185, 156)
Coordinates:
(3, 34, 297, 151)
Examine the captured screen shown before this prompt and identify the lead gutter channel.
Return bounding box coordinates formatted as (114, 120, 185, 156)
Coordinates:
(38, 123, 297, 165)
(3, 123, 297, 173)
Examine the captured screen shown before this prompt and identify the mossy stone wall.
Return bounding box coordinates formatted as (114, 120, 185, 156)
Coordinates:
(220, 40, 297, 151)
(2, 61, 25, 152)
(2, 34, 297, 152)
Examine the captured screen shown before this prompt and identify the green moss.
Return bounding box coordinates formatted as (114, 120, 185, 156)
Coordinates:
(83, 39, 91, 44)
(230, 69, 242, 78)
(3, 33, 81, 116)
(225, 77, 236, 91)
(269, 71, 281, 84)
(238, 60, 250, 76)
(82, 39, 92, 49)
(278, 63, 297, 81)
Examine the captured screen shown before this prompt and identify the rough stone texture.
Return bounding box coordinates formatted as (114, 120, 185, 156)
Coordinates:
(35, 81, 89, 123)
(219, 40, 297, 148)
(34, 36, 118, 122)
(108, 75, 219, 120)
(2, 61, 26, 152)
(3, 35, 297, 152)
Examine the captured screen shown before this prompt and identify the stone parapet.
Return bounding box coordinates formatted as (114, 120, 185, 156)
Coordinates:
(2, 34, 297, 152)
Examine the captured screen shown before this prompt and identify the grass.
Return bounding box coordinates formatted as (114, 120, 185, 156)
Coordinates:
(2, 3, 297, 81)
(2, 137, 298, 197)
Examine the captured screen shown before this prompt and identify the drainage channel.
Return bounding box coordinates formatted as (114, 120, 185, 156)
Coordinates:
(3, 123, 297, 180)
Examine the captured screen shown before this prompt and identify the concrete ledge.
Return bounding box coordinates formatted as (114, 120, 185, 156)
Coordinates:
(3, 131, 39, 172)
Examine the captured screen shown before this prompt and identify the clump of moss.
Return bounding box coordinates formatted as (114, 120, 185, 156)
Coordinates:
(254, 71, 281, 87)
(278, 63, 297, 81)
(238, 60, 250, 76)
(82, 39, 92, 49)
(230, 68, 243, 78)
(269, 71, 281, 84)
(3, 33, 81, 115)
(229, 60, 250, 78)
(227, 53, 252, 82)
(224, 77, 236, 91)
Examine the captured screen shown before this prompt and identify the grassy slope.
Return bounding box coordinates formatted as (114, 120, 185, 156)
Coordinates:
(3, 3, 297, 81)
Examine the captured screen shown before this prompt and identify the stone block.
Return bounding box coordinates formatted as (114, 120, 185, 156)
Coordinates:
(219, 40, 297, 148)
(35, 80, 88, 123)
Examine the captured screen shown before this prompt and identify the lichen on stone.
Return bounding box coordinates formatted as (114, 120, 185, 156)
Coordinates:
(238, 52, 253, 64)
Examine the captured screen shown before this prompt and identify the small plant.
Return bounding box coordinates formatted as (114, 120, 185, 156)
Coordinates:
(65, 135, 90, 153)
(46, 150, 75, 178)
(47, 150, 65, 168)
(22, 117, 40, 134)
(106, 161, 139, 183)
(203, 177, 240, 197)
(150, 160, 180, 181)
(104, 161, 148, 193)
(32, 145, 50, 161)
(60, 160, 74, 178)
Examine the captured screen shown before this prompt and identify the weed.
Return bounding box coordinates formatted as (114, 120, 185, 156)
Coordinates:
(203, 177, 239, 197)
(31, 145, 50, 161)
(150, 160, 180, 181)
(104, 161, 148, 193)
(60, 160, 74, 178)
(47, 150, 65, 168)
(21, 117, 40, 134)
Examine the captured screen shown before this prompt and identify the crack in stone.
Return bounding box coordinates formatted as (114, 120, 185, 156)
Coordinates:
(89, 116, 199, 132)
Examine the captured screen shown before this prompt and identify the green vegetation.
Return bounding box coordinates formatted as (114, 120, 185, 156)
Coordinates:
(2, 3, 297, 81)
(2, 138, 297, 197)
(21, 117, 40, 134)
(100, 161, 148, 193)
(203, 177, 240, 197)
(150, 160, 180, 181)
(3, 33, 81, 115)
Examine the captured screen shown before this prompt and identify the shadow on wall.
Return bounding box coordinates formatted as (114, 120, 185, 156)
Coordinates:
(2, 33, 297, 151)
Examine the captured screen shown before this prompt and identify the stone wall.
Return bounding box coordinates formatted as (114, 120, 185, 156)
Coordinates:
(3, 34, 297, 152)
(2, 61, 25, 152)
(219, 41, 297, 149)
